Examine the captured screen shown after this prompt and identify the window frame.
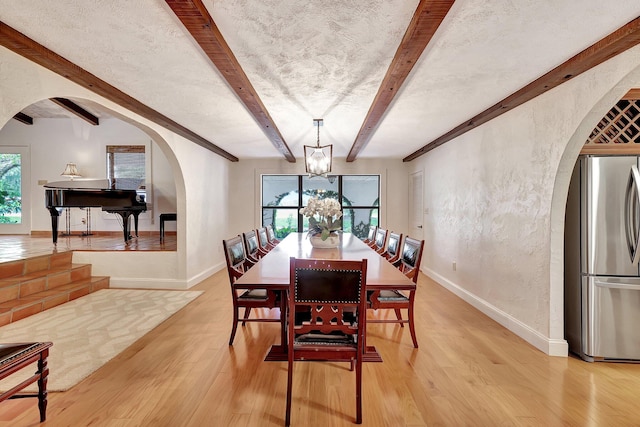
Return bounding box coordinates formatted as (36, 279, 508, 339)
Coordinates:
(261, 174, 380, 239)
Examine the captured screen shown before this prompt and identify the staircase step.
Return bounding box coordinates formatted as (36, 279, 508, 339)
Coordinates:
(0, 251, 109, 327)
(0, 276, 110, 326)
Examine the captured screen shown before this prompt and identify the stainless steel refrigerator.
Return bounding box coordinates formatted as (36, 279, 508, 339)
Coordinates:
(565, 155, 640, 361)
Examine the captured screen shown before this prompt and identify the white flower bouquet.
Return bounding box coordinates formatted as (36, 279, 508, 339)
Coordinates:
(299, 196, 343, 240)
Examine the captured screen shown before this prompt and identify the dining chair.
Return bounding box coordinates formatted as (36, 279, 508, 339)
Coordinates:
(381, 232, 403, 264)
(368, 235, 424, 348)
(223, 236, 280, 345)
(243, 229, 268, 263)
(266, 224, 281, 245)
(369, 227, 388, 254)
(257, 227, 275, 251)
(363, 225, 377, 244)
(285, 257, 368, 426)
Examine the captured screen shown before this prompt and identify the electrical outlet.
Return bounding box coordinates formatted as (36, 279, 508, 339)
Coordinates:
(452, 262, 457, 271)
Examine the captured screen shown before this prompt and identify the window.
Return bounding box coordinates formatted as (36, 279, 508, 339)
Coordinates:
(262, 175, 380, 239)
(0, 146, 30, 234)
(0, 153, 22, 224)
(106, 145, 145, 182)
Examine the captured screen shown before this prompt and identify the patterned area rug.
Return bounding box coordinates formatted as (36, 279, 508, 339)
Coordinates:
(0, 289, 202, 392)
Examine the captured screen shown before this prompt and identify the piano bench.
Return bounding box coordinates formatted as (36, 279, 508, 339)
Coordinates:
(160, 213, 177, 242)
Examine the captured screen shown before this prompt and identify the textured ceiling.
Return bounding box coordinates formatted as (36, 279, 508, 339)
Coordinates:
(2, 1, 640, 160)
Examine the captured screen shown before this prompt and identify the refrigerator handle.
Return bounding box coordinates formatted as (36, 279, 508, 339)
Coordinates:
(625, 165, 640, 265)
(595, 279, 640, 291)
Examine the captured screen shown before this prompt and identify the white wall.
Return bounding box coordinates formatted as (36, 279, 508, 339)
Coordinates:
(0, 46, 229, 289)
(227, 158, 409, 238)
(409, 45, 640, 356)
(0, 117, 176, 234)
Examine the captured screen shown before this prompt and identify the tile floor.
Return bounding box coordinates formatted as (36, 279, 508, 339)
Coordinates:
(0, 233, 176, 263)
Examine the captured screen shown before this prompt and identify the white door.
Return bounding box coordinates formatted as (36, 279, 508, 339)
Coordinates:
(0, 146, 31, 234)
(408, 170, 423, 239)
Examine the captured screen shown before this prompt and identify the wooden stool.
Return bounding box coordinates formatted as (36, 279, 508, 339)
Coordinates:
(0, 342, 53, 423)
(160, 213, 177, 242)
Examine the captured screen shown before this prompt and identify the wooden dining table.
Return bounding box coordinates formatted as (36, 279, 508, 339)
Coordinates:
(234, 232, 416, 362)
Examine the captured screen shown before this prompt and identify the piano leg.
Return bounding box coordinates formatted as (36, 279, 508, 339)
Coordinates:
(48, 208, 61, 244)
(133, 211, 141, 237)
(121, 212, 132, 243)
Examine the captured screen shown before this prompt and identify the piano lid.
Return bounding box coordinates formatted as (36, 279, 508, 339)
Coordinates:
(44, 178, 143, 191)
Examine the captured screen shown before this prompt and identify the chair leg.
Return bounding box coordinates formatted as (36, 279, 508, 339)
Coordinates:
(408, 302, 418, 348)
(394, 308, 404, 327)
(285, 360, 293, 426)
(355, 357, 362, 424)
(229, 307, 239, 345)
(242, 307, 252, 326)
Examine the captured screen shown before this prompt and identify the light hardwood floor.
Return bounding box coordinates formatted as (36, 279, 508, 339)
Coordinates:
(2, 261, 640, 425)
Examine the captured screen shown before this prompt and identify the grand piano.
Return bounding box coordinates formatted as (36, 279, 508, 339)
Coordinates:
(45, 178, 147, 244)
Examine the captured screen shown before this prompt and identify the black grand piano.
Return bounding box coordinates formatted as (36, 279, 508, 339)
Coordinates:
(45, 178, 147, 244)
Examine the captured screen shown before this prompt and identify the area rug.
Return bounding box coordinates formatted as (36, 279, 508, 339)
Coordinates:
(0, 288, 202, 392)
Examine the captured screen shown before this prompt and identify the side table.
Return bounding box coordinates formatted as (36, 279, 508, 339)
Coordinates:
(0, 342, 53, 422)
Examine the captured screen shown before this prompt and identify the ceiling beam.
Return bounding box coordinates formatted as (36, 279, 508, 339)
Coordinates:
(13, 112, 33, 125)
(346, 0, 455, 162)
(623, 88, 640, 99)
(404, 16, 640, 162)
(0, 21, 238, 162)
(50, 97, 99, 125)
(165, 0, 296, 162)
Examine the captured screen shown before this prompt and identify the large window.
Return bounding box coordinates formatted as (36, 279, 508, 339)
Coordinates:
(262, 175, 380, 239)
(0, 153, 21, 224)
(106, 145, 145, 182)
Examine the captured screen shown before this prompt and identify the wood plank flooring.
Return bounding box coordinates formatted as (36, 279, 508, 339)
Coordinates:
(2, 249, 640, 425)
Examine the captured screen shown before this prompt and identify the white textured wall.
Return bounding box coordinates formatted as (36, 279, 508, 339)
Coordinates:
(410, 45, 640, 356)
(227, 158, 408, 239)
(0, 46, 228, 289)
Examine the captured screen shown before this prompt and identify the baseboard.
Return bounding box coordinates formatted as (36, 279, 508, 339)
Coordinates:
(423, 267, 568, 357)
(109, 277, 188, 290)
(186, 262, 225, 289)
(30, 230, 176, 237)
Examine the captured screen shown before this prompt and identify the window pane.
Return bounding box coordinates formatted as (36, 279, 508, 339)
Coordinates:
(302, 176, 338, 205)
(342, 208, 378, 239)
(342, 176, 379, 207)
(0, 153, 21, 224)
(262, 208, 299, 239)
(262, 176, 299, 207)
(113, 152, 145, 179)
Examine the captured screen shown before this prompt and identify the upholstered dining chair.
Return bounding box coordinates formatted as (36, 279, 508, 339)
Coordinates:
(368, 236, 424, 348)
(369, 228, 388, 254)
(223, 236, 280, 345)
(363, 225, 377, 245)
(266, 224, 280, 245)
(257, 227, 275, 252)
(381, 232, 403, 264)
(285, 258, 368, 426)
(243, 229, 268, 263)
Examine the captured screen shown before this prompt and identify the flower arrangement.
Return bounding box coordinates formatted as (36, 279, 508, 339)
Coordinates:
(299, 196, 343, 240)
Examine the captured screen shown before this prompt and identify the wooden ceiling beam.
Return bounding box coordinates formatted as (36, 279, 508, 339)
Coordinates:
(13, 112, 33, 125)
(0, 21, 238, 162)
(404, 16, 640, 162)
(165, 0, 296, 162)
(346, 0, 455, 162)
(623, 88, 640, 100)
(50, 97, 99, 125)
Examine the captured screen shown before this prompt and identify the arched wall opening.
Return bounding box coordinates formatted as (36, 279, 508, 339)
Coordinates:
(550, 64, 640, 352)
(0, 95, 189, 288)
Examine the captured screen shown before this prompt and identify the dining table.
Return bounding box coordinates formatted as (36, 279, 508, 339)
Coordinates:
(233, 232, 416, 362)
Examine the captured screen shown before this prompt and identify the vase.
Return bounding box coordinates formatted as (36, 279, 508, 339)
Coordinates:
(309, 233, 340, 249)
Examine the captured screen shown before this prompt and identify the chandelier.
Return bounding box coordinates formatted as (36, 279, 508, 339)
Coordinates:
(304, 119, 332, 178)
